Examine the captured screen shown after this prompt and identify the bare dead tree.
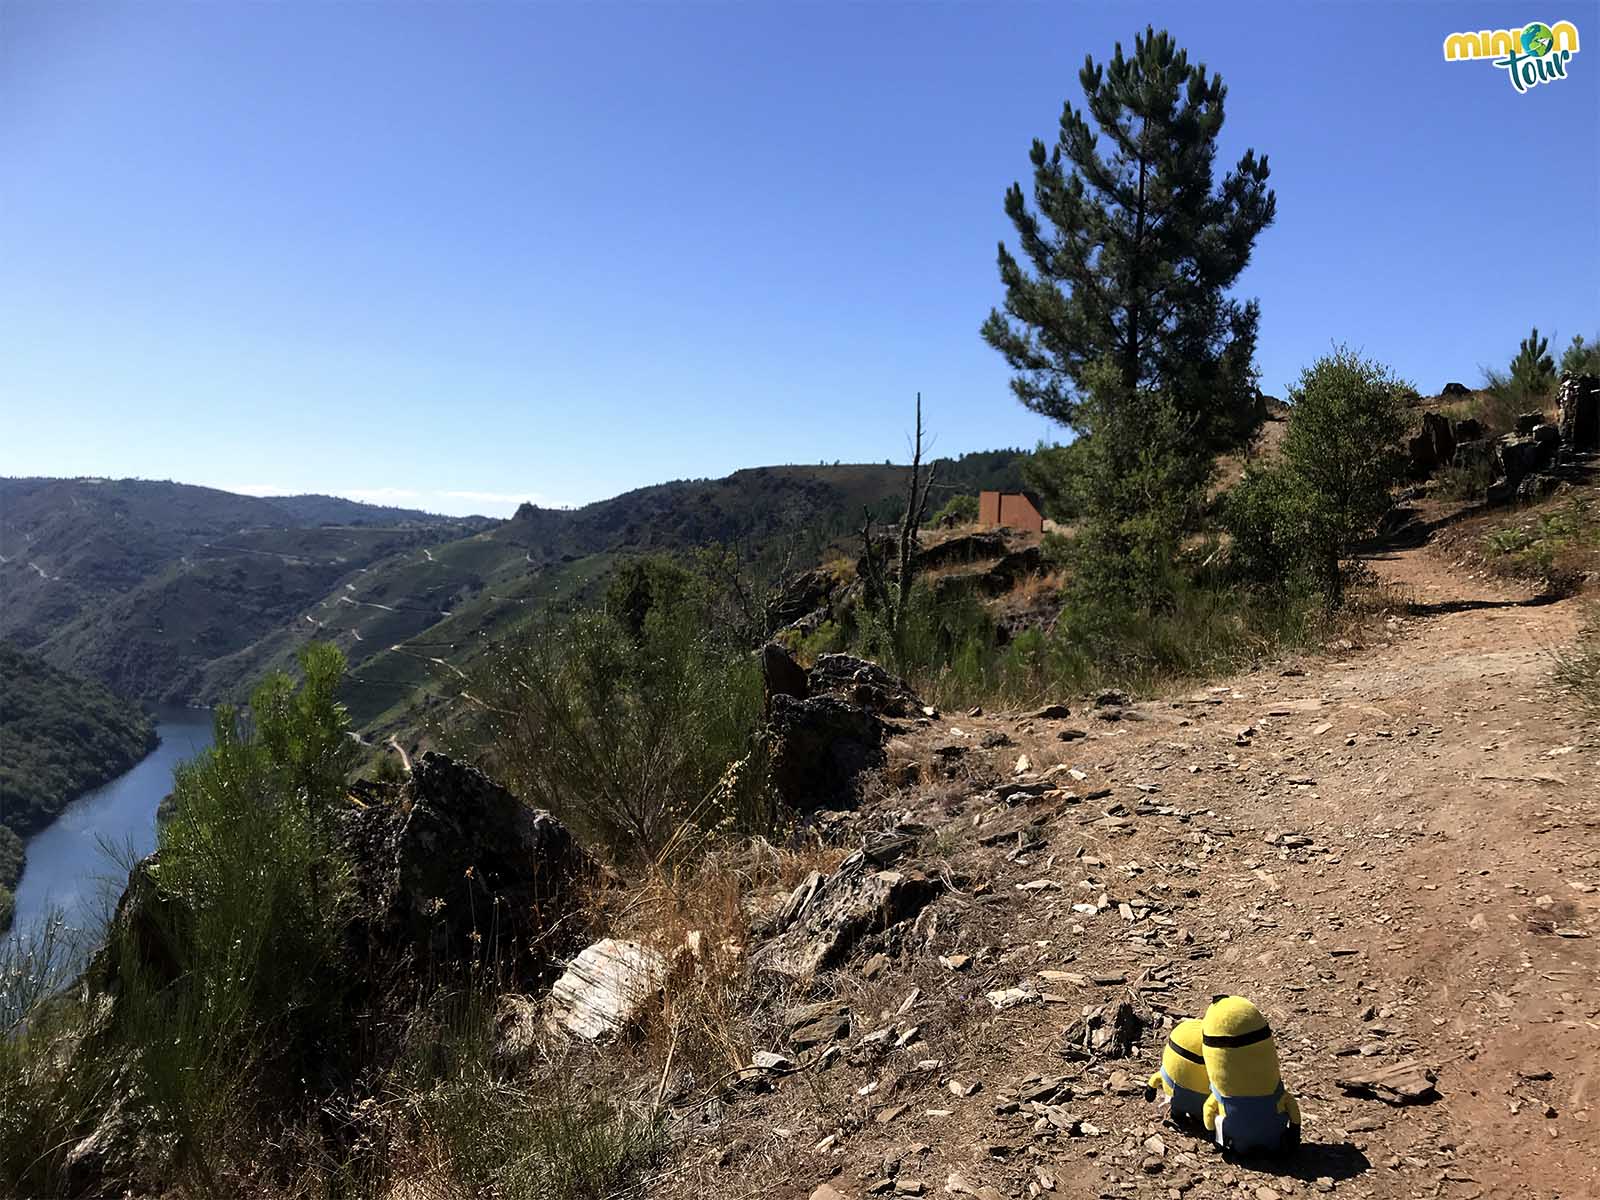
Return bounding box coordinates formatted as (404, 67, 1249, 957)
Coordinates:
(859, 392, 938, 656)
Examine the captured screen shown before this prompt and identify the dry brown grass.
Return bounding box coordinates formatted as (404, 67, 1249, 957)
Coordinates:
(601, 837, 850, 1088)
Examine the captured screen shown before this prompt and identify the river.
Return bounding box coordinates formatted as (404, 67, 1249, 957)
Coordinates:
(5, 707, 215, 946)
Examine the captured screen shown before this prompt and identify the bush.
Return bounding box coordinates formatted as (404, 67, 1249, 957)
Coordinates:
(386, 991, 664, 1200)
(0, 645, 359, 1195)
(927, 493, 979, 527)
(471, 609, 769, 866)
(1224, 464, 1316, 588)
(1433, 455, 1496, 502)
(1560, 333, 1600, 377)
(1227, 348, 1407, 606)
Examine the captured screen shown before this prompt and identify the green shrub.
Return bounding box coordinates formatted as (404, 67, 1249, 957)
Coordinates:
(1560, 333, 1600, 377)
(927, 493, 979, 527)
(387, 991, 663, 1200)
(1433, 456, 1496, 502)
(0, 644, 359, 1195)
(1227, 348, 1407, 606)
(471, 609, 768, 865)
(1224, 464, 1316, 587)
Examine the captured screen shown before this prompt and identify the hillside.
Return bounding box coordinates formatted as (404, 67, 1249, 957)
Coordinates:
(0, 478, 494, 703)
(0, 643, 158, 932)
(5, 456, 1028, 726)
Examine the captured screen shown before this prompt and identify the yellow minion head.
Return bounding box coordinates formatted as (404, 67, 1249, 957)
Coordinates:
(1201, 995, 1283, 1099)
(1161, 1018, 1209, 1094)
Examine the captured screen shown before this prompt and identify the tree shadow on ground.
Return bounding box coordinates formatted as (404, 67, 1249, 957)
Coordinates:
(1403, 592, 1568, 616)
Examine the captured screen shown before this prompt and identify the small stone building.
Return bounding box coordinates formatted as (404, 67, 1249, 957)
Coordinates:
(977, 491, 1044, 534)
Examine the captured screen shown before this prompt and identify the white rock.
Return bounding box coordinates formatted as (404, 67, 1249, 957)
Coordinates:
(546, 938, 666, 1040)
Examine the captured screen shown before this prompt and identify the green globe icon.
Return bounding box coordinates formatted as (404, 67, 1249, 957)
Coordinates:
(1522, 22, 1554, 56)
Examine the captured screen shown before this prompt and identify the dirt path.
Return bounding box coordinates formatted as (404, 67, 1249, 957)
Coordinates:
(659, 539, 1597, 1200)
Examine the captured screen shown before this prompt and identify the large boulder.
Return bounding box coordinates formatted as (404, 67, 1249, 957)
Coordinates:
(1559, 374, 1599, 451)
(1440, 382, 1472, 398)
(1491, 438, 1542, 483)
(1407, 410, 1455, 478)
(1452, 438, 1494, 471)
(341, 752, 594, 984)
(760, 641, 809, 709)
(808, 653, 923, 716)
(544, 938, 666, 1041)
(766, 694, 885, 813)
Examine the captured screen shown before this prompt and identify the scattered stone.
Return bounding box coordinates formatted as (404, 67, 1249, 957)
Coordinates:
(787, 1000, 852, 1050)
(1336, 1059, 1439, 1105)
(750, 1050, 797, 1072)
(986, 986, 1039, 1010)
(1032, 703, 1072, 720)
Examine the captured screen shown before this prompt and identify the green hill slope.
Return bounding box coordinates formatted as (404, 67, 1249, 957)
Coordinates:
(0, 478, 491, 702)
(0, 643, 158, 931)
(4, 455, 1029, 725)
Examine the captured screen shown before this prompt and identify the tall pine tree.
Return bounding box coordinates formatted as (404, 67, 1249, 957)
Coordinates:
(982, 27, 1275, 451)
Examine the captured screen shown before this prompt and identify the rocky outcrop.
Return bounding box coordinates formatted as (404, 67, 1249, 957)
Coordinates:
(767, 566, 841, 629)
(1559, 373, 1599, 451)
(340, 752, 595, 985)
(760, 641, 809, 709)
(1440, 382, 1472, 398)
(1407, 411, 1456, 478)
(759, 848, 941, 978)
(766, 694, 886, 813)
(912, 530, 1008, 571)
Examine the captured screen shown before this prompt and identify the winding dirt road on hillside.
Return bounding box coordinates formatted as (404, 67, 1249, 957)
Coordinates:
(661, 535, 1598, 1200)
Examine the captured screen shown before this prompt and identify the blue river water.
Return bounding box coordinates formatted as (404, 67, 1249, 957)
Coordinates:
(6, 707, 215, 946)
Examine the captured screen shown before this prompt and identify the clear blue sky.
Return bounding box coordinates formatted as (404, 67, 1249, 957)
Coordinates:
(2, 2, 1595, 517)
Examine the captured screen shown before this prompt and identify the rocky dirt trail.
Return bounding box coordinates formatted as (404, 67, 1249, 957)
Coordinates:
(657, 538, 1597, 1200)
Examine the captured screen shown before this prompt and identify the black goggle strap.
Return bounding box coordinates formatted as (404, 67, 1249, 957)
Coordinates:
(1202, 1024, 1272, 1049)
(1166, 1037, 1205, 1065)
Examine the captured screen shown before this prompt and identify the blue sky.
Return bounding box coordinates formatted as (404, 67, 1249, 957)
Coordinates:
(1, 2, 1595, 517)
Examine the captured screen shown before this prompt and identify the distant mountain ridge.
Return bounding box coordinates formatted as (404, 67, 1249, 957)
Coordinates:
(2, 454, 1028, 723)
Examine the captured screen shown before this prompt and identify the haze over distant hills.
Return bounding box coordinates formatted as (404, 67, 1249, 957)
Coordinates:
(0, 454, 1026, 730)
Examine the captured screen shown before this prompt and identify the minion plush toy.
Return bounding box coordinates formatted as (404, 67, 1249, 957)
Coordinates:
(1200, 996, 1301, 1154)
(1145, 1018, 1209, 1125)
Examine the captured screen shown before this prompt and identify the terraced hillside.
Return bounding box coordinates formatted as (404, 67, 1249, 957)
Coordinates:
(0, 478, 488, 704)
(3, 455, 1028, 729)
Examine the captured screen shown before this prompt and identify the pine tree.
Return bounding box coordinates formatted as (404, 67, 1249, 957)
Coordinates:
(1510, 327, 1556, 395)
(982, 27, 1276, 450)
